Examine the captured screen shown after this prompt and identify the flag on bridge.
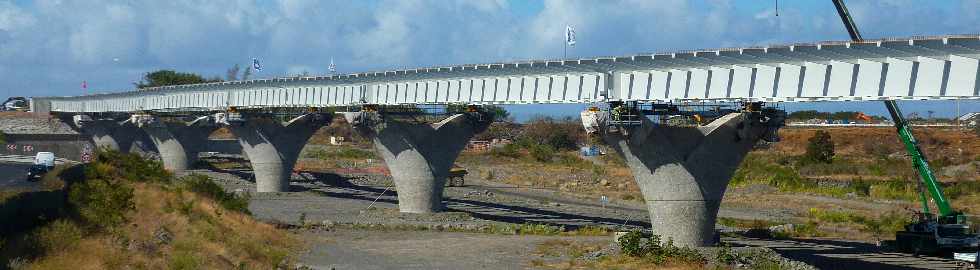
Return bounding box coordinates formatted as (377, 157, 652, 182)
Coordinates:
(252, 58, 262, 71)
(329, 58, 336, 74)
(565, 25, 576, 47)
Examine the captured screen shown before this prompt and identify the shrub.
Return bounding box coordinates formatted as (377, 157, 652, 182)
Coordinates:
(178, 174, 251, 214)
(802, 130, 835, 164)
(490, 143, 522, 158)
(528, 143, 555, 162)
(95, 150, 171, 184)
(30, 219, 83, 254)
(473, 121, 521, 141)
(859, 211, 908, 241)
(944, 181, 980, 199)
(517, 223, 563, 235)
(520, 116, 584, 151)
(617, 231, 706, 265)
(863, 139, 899, 158)
(869, 180, 918, 201)
(69, 163, 136, 230)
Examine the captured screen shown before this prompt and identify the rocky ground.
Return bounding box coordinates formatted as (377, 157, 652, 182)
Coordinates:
(0, 113, 77, 134)
(189, 164, 969, 270)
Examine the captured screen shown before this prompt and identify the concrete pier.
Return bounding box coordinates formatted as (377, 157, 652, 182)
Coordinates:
(225, 113, 328, 193)
(133, 115, 215, 173)
(347, 112, 492, 213)
(75, 118, 141, 153)
(601, 112, 771, 247)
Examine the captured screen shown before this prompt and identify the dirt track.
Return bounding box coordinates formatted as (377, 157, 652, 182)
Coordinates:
(194, 167, 969, 270)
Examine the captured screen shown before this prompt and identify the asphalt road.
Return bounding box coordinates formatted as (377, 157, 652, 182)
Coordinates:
(0, 162, 36, 190)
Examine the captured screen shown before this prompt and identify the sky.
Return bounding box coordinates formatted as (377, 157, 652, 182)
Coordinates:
(1, 0, 979, 121)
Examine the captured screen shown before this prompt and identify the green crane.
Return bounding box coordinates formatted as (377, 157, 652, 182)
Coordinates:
(831, 0, 975, 254)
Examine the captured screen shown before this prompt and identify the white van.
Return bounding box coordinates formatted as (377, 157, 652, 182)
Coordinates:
(34, 152, 55, 168)
(27, 152, 55, 181)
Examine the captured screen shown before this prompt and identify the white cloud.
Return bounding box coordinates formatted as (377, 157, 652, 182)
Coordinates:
(0, 1, 35, 31)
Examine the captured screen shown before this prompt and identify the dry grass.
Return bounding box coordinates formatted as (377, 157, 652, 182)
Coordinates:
(27, 183, 298, 269)
(534, 254, 704, 270)
(776, 127, 980, 161)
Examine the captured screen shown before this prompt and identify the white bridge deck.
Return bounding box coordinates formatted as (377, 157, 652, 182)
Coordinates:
(37, 35, 980, 113)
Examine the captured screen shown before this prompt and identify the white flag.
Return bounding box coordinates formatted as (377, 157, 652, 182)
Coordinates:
(329, 58, 336, 73)
(252, 58, 262, 71)
(565, 25, 576, 47)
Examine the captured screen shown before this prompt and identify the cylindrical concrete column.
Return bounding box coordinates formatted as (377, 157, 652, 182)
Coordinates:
(227, 114, 326, 193)
(355, 112, 491, 213)
(231, 124, 292, 192)
(602, 113, 767, 247)
(371, 140, 449, 213)
(141, 123, 213, 173)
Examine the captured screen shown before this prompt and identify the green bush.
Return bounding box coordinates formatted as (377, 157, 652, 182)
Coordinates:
(617, 231, 705, 265)
(944, 180, 980, 199)
(490, 143, 522, 158)
(528, 143, 555, 162)
(178, 174, 251, 214)
(69, 163, 135, 230)
(859, 211, 908, 240)
(868, 180, 918, 201)
(30, 219, 83, 254)
(516, 223, 563, 235)
(802, 130, 835, 164)
(519, 116, 584, 151)
(95, 150, 171, 184)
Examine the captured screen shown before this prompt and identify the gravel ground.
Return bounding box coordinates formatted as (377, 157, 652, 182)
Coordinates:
(189, 167, 968, 270)
(298, 228, 609, 270)
(0, 117, 77, 134)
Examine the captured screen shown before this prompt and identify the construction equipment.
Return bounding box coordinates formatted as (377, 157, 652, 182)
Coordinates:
(446, 165, 467, 187)
(855, 112, 873, 124)
(831, 0, 978, 255)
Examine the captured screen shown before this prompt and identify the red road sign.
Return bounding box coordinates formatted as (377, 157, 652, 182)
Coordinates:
(22, 145, 33, 152)
(81, 153, 92, 163)
(6, 144, 15, 150)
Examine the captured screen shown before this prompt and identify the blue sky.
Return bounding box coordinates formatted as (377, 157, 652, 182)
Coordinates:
(1, 0, 978, 121)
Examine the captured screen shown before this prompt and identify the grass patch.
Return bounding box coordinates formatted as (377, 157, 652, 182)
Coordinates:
(177, 174, 251, 214)
(10, 150, 300, 269)
(733, 152, 922, 201)
(617, 231, 706, 265)
(305, 147, 376, 160)
(28, 220, 83, 255)
(717, 217, 779, 229)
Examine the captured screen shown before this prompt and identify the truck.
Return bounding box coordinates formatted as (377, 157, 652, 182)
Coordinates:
(445, 165, 467, 187)
(26, 152, 55, 181)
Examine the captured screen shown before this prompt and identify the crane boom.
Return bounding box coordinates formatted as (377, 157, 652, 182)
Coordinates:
(830, 0, 954, 218)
